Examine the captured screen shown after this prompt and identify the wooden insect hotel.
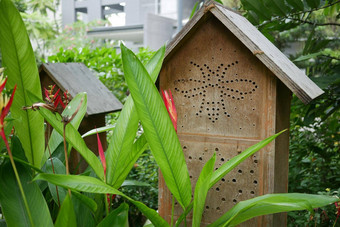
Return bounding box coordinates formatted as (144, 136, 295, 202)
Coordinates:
(39, 63, 122, 172)
(158, 1, 323, 226)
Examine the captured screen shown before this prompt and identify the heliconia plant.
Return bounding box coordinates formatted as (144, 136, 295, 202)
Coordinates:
(0, 0, 338, 226)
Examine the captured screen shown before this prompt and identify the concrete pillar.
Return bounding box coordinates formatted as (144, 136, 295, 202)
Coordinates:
(62, 0, 76, 26)
(125, 0, 141, 25)
(88, 0, 103, 22)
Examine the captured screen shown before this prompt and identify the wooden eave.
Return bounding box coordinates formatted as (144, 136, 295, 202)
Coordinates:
(40, 63, 122, 115)
(164, 1, 323, 104)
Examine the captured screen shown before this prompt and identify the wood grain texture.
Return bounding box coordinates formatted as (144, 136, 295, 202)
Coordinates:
(40, 63, 122, 115)
(159, 14, 282, 226)
(164, 1, 323, 104)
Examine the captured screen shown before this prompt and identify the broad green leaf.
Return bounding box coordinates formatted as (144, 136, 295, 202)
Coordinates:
(286, 0, 304, 11)
(193, 153, 216, 227)
(109, 132, 148, 189)
(44, 157, 67, 205)
(306, 0, 321, 9)
(0, 162, 53, 227)
(27, 92, 104, 180)
(72, 191, 98, 213)
(41, 93, 88, 166)
(121, 44, 192, 209)
(263, 0, 288, 16)
(97, 203, 129, 227)
(175, 130, 286, 226)
(72, 193, 96, 227)
(208, 193, 339, 227)
(0, 0, 44, 168)
(34, 174, 169, 226)
(106, 46, 165, 188)
(82, 124, 116, 138)
(241, 0, 271, 21)
(210, 130, 286, 187)
(55, 194, 76, 227)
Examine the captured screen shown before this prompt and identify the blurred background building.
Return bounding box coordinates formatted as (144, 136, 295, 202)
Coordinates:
(61, 0, 197, 50)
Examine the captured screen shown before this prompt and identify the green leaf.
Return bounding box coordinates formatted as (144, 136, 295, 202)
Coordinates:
(293, 52, 323, 62)
(208, 193, 339, 226)
(193, 153, 216, 227)
(175, 130, 286, 226)
(34, 174, 169, 226)
(72, 191, 98, 213)
(241, 0, 271, 20)
(286, 0, 304, 11)
(41, 93, 88, 166)
(44, 157, 67, 205)
(121, 43, 192, 209)
(106, 46, 165, 188)
(97, 203, 129, 227)
(55, 194, 77, 227)
(27, 92, 105, 180)
(121, 179, 151, 187)
(210, 130, 286, 187)
(306, 0, 321, 9)
(263, 0, 288, 16)
(190, 2, 200, 19)
(0, 162, 53, 227)
(0, 0, 45, 168)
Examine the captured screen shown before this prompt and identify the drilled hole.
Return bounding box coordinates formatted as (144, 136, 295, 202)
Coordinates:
(233, 199, 237, 204)
(251, 191, 255, 195)
(221, 158, 225, 162)
(222, 178, 225, 182)
(222, 198, 226, 201)
(250, 170, 254, 174)
(254, 180, 258, 184)
(239, 190, 243, 193)
(188, 156, 192, 159)
(216, 187, 220, 191)
(232, 179, 236, 183)
(238, 169, 242, 174)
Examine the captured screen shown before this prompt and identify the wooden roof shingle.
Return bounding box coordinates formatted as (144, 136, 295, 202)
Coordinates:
(40, 63, 122, 115)
(165, 0, 323, 104)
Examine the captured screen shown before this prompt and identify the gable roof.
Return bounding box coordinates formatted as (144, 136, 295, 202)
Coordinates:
(165, 0, 323, 104)
(40, 63, 122, 115)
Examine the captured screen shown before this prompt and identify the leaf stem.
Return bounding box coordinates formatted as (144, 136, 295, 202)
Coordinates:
(46, 123, 61, 207)
(171, 195, 175, 226)
(63, 123, 71, 196)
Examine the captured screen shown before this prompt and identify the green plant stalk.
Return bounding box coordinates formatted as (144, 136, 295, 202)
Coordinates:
(4, 137, 34, 226)
(171, 195, 175, 226)
(63, 123, 71, 196)
(46, 123, 61, 207)
(104, 194, 109, 217)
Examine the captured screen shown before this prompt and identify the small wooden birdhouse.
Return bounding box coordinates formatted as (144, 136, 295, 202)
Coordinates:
(39, 63, 122, 172)
(158, 1, 323, 226)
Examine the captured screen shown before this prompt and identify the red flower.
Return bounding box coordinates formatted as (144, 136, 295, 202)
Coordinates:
(335, 202, 340, 225)
(0, 73, 16, 149)
(161, 89, 177, 132)
(96, 128, 106, 177)
(44, 85, 68, 110)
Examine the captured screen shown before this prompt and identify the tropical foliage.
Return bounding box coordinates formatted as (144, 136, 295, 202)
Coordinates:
(0, 0, 338, 226)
